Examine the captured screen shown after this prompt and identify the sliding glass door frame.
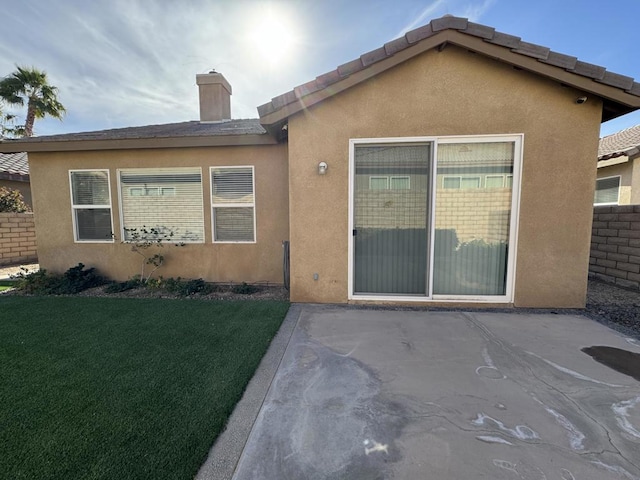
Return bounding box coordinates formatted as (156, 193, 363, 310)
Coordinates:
(348, 134, 522, 303)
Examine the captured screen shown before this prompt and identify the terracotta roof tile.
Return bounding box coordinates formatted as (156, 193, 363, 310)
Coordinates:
(316, 70, 342, 88)
(294, 80, 321, 98)
(337, 58, 365, 77)
(599, 124, 640, 159)
(405, 23, 435, 44)
(0, 152, 28, 176)
(384, 36, 410, 56)
(486, 31, 522, 49)
(431, 16, 468, 31)
(464, 22, 495, 40)
(597, 71, 634, 90)
(539, 51, 577, 70)
(361, 46, 388, 67)
(512, 41, 550, 60)
(626, 82, 640, 96)
(572, 60, 606, 80)
(257, 15, 640, 126)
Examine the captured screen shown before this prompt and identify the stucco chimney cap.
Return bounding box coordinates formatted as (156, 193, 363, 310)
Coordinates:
(196, 72, 232, 94)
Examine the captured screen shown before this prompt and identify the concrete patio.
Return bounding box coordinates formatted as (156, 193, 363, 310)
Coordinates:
(199, 305, 640, 479)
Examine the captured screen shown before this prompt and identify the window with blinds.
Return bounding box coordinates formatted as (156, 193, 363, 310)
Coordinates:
(69, 170, 113, 242)
(211, 166, 255, 242)
(119, 167, 204, 242)
(594, 176, 620, 205)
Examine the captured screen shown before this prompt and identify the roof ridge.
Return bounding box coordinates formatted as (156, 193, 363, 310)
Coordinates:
(600, 123, 640, 140)
(258, 15, 640, 124)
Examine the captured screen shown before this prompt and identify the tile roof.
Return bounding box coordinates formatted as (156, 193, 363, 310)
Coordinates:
(7, 119, 266, 144)
(599, 124, 640, 160)
(0, 152, 29, 180)
(258, 15, 640, 126)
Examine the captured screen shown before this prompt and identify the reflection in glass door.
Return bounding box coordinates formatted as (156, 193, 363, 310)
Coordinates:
(353, 144, 431, 295)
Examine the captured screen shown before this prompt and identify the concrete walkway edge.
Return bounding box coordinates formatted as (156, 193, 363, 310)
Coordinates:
(195, 303, 302, 480)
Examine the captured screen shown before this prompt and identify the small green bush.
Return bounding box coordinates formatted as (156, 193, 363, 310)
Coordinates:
(104, 278, 142, 293)
(0, 187, 30, 213)
(12, 269, 60, 294)
(164, 277, 213, 297)
(59, 263, 106, 294)
(11, 264, 105, 295)
(231, 282, 260, 295)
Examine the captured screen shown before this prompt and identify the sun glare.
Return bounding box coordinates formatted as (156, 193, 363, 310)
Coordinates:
(248, 7, 298, 67)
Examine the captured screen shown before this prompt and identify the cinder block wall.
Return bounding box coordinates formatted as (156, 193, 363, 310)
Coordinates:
(0, 212, 38, 266)
(590, 205, 640, 289)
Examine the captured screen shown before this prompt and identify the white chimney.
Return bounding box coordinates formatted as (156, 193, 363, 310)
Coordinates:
(196, 71, 232, 122)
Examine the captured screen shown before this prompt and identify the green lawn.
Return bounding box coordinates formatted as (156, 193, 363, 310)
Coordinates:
(0, 296, 289, 480)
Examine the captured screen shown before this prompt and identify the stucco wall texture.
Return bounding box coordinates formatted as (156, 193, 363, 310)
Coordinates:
(28, 144, 289, 283)
(288, 46, 602, 307)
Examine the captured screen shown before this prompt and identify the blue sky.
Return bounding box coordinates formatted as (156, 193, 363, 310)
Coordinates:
(1, 0, 639, 137)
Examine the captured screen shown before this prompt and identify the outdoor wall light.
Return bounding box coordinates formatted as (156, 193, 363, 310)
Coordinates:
(318, 161, 328, 175)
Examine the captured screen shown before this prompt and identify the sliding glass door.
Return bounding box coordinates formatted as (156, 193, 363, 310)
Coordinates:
(350, 136, 519, 301)
(353, 144, 431, 295)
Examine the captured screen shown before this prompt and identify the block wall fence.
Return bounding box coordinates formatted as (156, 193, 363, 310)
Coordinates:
(0, 212, 37, 266)
(589, 205, 640, 290)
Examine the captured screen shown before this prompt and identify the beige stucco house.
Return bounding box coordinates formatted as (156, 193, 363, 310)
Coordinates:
(2, 16, 640, 308)
(596, 124, 640, 205)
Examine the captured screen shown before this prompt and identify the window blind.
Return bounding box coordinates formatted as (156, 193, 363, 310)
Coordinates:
(211, 166, 255, 242)
(119, 167, 204, 243)
(594, 177, 620, 205)
(69, 170, 113, 242)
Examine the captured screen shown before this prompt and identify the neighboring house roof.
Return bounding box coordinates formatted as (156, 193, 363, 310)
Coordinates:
(598, 124, 640, 161)
(0, 119, 274, 152)
(0, 152, 29, 182)
(258, 15, 640, 134)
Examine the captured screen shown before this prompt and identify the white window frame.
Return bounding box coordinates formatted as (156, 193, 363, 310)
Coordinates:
(369, 176, 389, 190)
(485, 174, 505, 188)
(69, 169, 114, 243)
(348, 134, 522, 304)
(390, 175, 411, 189)
(117, 167, 205, 244)
(210, 166, 257, 244)
(594, 175, 621, 206)
(442, 175, 462, 189)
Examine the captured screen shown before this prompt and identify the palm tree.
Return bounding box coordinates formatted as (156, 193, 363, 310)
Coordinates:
(0, 66, 66, 137)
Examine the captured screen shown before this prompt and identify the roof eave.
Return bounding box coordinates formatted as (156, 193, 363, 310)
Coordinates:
(0, 171, 29, 182)
(0, 133, 278, 153)
(259, 29, 640, 127)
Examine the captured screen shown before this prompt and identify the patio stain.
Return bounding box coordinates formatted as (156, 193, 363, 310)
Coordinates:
(581, 346, 640, 382)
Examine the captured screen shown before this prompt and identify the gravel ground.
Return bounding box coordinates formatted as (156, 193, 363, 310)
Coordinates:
(584, 278, 640, 339)
(1, 264, 637, 337)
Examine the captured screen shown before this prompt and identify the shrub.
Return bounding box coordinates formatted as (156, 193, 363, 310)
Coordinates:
(11, 263, 105, 295)
(59, 263, 106, 294)
(104, 278, 142, 293)
(164, 277, 213, 297)
(0, 187, 30, 213)
(231, 282, 260, 295)
(11, 268, 61, 294)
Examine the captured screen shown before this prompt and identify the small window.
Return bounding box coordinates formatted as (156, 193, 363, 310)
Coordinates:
(390, 176, 410, 190)
(443, 176, 461, 189)
(485, 175, 505, 188)
(460, 176, 481, 189)
(211, 166, 256, 242)
(369, 176, 389, 190)
(594, 176, 620, 206)
(505, 175, 513, 188)
(69, 170, 113, 242)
